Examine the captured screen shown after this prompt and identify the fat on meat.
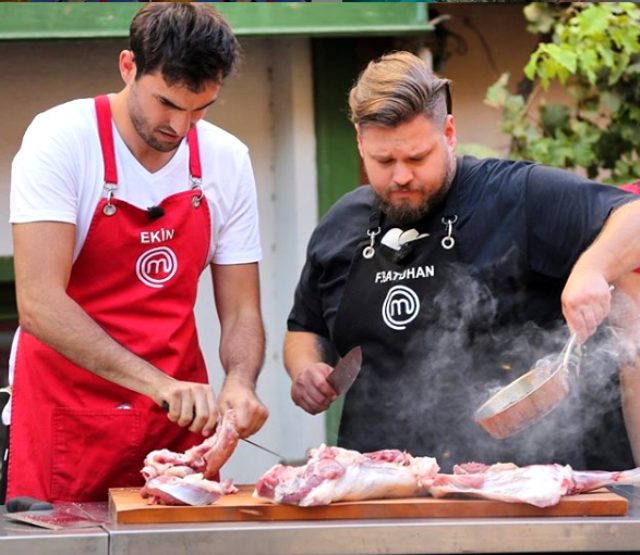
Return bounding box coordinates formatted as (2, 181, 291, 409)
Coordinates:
(430, 462, 640, 508)
(140, 409, 240, 505)
(141, 474, 238, 506)
(253, 444, 440, 506)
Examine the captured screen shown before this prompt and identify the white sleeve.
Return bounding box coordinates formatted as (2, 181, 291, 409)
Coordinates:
(10, 112, 81, 225)
(211, 151, 262, 265)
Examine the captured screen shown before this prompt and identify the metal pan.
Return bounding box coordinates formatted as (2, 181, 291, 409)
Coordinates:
(474, 333, 580, 439)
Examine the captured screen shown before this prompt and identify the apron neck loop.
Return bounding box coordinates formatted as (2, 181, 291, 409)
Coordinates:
(362, 208, 382, 260)
(441, 215, 458, 250)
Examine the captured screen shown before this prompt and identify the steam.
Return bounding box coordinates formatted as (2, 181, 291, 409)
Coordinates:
(342, 266, 639, 472)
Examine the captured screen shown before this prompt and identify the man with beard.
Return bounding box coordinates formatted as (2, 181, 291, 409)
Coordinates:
(7, 3, 267, 503)
(284, 51, 640, 472)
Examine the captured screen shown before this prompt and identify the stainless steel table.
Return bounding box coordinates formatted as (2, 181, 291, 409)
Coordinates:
(0, 506, 108, 555)
(104, 486, 640, 555)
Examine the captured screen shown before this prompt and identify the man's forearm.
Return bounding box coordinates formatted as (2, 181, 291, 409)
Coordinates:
(575, 199, 640, 283)
(219, 312, 265, 387)
(18, 289, 173, 401)
(283, 331, 336, 380)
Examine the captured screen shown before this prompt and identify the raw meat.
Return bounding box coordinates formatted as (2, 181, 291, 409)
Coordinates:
(142, 408, 239, 481)
(253, 444, 439, 506)
(141, 474, 238, 506)
(140, 409, 240, 505)
(430, 462, 640, 507)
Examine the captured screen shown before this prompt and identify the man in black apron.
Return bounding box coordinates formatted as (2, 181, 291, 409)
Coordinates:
(285, 52, 640, 472)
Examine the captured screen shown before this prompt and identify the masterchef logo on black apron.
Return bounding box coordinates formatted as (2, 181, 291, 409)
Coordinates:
(381, 285, 420, 330)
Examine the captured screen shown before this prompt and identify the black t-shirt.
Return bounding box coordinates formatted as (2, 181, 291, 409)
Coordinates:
(288, 156, 637, 469)
(289, 156, 633, 337)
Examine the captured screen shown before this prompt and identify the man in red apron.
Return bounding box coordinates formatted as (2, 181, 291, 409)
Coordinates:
(8, 3, 268, 502)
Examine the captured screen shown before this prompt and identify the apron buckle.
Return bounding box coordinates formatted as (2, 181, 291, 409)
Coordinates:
(102, 184, 117, 216)
(362, 227, 381, 259)
(191, 177, 204, 208)
(441, 215, 458, 250)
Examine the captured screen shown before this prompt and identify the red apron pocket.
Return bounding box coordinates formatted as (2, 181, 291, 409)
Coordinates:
(51, 407, 144, 502)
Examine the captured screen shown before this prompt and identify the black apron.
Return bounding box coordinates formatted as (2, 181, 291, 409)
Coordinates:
(332, 192, 587, 472)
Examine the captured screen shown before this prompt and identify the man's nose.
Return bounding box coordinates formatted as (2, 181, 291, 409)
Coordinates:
(170, 113, 193, 137)
(392, 163, 413, 186)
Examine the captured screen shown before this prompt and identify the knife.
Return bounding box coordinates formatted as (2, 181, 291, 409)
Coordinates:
(161, 401, 288, 461)
(326, 345, 363, 396)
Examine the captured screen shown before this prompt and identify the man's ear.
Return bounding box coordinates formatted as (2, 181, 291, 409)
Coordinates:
(119, 50, 137, 85)
(355, 124, 365, 159)
(444, 115, 457, 150)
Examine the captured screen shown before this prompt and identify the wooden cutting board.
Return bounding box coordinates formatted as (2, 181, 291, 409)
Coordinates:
(109, 485, 628, 524)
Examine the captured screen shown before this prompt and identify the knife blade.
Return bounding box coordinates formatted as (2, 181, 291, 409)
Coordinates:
(161, 401, 289, 462)
(241, 438, 287, 460)
(326, 345, 363, 396)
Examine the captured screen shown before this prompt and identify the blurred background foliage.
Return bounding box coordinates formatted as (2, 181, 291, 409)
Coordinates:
(485, 2, 640, 183)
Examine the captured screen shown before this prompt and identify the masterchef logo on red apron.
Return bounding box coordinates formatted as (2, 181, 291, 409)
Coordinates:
(382, 285, 420, 330)
(135, 246, 178, 288)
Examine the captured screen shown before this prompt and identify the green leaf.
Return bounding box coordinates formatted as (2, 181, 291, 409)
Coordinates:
(524, 2, 557, 34)
(540, 103, 570, 136)
(545, 44, 577, 73)
(579, 49, 598, 84)
(600, 91, 622, 114)
(577, 5, 610, 36)
(524, 51, 541, 81)
(484, 73, 511, 108)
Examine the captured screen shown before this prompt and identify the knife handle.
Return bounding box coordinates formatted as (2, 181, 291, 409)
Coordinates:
(6, 496, 53, 513)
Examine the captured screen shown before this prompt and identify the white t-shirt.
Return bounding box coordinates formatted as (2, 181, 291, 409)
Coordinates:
(10, 97, 262, 265)
(4, 98, 262, 425)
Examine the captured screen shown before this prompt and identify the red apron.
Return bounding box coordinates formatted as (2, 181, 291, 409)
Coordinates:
(8, 95, 212, 502)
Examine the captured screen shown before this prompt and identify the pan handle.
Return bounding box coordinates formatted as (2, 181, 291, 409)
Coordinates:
(559, 333, 580, 378)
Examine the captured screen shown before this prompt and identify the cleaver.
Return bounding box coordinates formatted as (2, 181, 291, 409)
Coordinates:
(326, 345, 363, 396)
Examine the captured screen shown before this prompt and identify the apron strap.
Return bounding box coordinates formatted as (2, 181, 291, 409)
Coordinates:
(186, 126, 202, 180)
(94, 95, 202, 184)
(367, 208, 382, 234)
(94, 95, 118, 185)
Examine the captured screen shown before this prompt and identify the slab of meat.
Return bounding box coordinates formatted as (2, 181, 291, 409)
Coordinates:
(253, 444, 439, 506)
(140, 409, 240, 505)
(141, 474, 238, 506)
(429, 462, 640, 508)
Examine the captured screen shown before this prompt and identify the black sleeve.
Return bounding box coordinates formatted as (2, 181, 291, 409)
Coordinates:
(286, 186, 374, 340)
(287, 232, 332, 339)
(525, 165, 636, 279)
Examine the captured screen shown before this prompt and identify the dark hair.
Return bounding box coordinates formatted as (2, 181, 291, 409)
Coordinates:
(129, 3, 240, 92)
(349, 51, 452, 129)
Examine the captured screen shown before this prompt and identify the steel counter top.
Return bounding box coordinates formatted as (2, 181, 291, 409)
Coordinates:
(0, 507, 107, 555)
(104, 486, 640, 555)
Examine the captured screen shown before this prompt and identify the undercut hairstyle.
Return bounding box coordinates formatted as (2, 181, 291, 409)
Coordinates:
(348, 51, 452, 129)
(129, 2, 240, 92)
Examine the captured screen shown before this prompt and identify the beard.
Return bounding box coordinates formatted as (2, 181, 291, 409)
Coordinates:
(128, 90, 183, 154)
(377, 153, 457, 226)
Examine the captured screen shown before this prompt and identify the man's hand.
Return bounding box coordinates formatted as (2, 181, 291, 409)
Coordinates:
(161, 381, 218, 437)
(217, 375, 268, 437)
(561, 269, 612, 344)
(291, 362, 338, 415)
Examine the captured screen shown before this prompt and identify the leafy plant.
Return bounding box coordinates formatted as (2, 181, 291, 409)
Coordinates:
(485, 2, 640, 182)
